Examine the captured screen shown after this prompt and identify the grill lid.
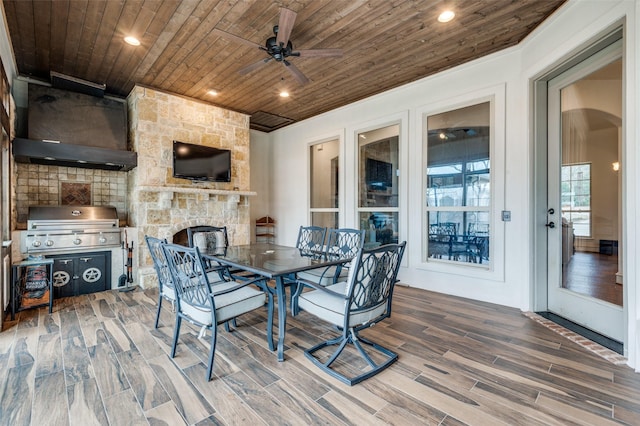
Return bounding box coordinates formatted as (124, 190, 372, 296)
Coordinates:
(27, 206, 119, 231)
(28, 205, 118, 221)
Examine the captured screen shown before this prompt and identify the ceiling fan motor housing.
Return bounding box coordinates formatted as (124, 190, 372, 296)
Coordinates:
(265, 36, 294, 61)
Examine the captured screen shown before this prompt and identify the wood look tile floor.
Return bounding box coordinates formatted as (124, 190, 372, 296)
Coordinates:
(1, 285, 640, 426)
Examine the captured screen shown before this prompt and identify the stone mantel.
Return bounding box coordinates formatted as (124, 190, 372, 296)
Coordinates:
(135, 186, 256, 209)
(136, 185, 256, 197)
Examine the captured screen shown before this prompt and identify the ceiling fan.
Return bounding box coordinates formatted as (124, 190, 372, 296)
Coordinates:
(211, 7, 343, 85)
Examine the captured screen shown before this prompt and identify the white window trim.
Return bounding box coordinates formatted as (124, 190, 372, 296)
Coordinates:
(416, 84, 506, 281)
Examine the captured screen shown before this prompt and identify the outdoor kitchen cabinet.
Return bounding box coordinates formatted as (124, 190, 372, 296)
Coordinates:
(47, 251, 111, 298)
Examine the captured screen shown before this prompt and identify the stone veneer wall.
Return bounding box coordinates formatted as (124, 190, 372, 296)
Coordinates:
(127, 85, 252, 288)
(13, 164, 128, 227)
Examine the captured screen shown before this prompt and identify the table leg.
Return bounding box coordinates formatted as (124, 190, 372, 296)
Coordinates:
(276, 276, 287, 362)
(48, 263, 54, 314)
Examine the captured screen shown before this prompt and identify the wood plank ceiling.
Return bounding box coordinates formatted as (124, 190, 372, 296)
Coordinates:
(2, 0, 565, 132)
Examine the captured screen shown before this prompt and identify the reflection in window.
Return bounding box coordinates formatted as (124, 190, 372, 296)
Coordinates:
(309, 139, 339, 229)
(358, 124, 399, 248)
(424, 102, 491, 266)
(561, 163, 591, 237)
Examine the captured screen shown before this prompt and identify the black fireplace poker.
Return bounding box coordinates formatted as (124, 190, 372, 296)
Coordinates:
(119, 230, 137, 293)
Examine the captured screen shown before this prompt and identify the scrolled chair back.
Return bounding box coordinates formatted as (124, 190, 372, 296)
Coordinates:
(162, 243, 215, 312)
(145, 236, 172, 290)
(325, 228, 365, 260)
(296, 225, 327, 259)
(346, 241, 406, 320)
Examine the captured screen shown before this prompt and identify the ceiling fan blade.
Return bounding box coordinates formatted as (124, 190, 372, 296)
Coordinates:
(276, 8, 297, 46)
(295, 49, 343, 58)
(212, 28, 261, 49)
(238, 58, 272, 75)
(283, 61, 309, 85)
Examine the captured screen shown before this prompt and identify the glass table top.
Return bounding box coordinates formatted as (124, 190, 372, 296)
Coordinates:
(203, 243, 339, 278)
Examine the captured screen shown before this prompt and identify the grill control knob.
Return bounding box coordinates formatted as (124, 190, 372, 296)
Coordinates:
(45, 240, 54, 247)
(98, 232, 107, 244)
(32, 240, 41, 247)
(73, 238, 82, 245)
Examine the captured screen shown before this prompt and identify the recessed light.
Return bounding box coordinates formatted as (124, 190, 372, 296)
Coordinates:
(279, 91, 290, 98)
(207, 90, 218, 96)
(438, 10, 455, 23)
(124, 36, 141, 46)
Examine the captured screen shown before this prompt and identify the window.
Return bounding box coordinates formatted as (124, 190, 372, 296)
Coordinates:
(561, 163, 591, 237)
(309, 139, 339, 229)
(357, 124, 399, 248)
(424, 102, 491, 266)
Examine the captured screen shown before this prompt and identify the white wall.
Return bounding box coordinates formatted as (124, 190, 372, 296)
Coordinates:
(268, 48, 522, 308)
(255, 0, 640, 369)
(249, 129, 272, 242)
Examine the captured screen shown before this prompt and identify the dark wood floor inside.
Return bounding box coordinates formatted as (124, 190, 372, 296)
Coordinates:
(1, 285, 639, 425)
(563, 251, 622, 306)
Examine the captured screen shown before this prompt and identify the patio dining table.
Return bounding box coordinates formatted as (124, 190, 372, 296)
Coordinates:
(203, 242, 350, 361)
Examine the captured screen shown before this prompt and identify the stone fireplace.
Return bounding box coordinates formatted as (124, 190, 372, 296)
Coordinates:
(126, 85, 255, 288)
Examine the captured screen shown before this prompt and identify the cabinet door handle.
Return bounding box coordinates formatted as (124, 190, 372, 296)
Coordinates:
(79, 257, 92, 262)
(59, 259, 72, 265)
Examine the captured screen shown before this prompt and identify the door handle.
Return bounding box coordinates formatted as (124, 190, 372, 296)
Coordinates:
(545, 222, 555, 229)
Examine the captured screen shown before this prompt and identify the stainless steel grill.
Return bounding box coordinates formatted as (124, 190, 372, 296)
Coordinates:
(24, 206, 121, 253)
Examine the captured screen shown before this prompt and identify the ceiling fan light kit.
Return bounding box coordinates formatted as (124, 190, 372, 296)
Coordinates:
(213, 7, 342, 86)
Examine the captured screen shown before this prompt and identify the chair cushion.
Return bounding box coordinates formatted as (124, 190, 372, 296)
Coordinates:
(213, 281, 266, 323)
(180, 281, 266, 326)
(298, 282, 386, 327)
(193, 230, 226, 252)
(297, 265, 347, 286)
(160, 284, 175, 302)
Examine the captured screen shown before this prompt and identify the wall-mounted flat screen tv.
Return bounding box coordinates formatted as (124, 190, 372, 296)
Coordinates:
(173, 141, 231, 182)
(366, 158, 393, 190)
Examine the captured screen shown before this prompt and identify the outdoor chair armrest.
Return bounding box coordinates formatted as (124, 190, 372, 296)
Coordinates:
(295, 277, 348, 299)
(210, 276, 268, 297)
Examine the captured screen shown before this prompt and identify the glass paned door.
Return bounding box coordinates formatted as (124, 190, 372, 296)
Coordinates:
(546, 41, 623, 342)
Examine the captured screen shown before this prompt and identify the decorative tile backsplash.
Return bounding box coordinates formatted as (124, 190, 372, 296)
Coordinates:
(14, 163, 128, 226)
(60, 182, 92, 205)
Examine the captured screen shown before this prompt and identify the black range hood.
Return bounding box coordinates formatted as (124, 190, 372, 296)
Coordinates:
(12, 138, 137, 171)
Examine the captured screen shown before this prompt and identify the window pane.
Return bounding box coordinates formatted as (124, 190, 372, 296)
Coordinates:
(426, 103, 490, 208)
(358, 125, 399, 208)
(426, 211, 490, 265)
(311, 212, 338, 229)
(310, 139, 339, 208)
(424, 102, 491, 266)
(566, 212, 590, 237)
(359, 212, 398, 248)
(561, 163, 591, 237)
